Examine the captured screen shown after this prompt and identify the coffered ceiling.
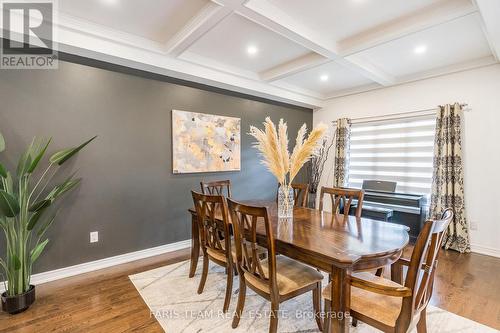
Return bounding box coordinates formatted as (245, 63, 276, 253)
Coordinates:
(4, 0, 500, 108)
(59, 0, 209, 43)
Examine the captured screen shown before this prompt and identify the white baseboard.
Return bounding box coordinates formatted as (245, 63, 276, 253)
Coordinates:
(0, 239, 191, 293)
(471, 243, 500, 258)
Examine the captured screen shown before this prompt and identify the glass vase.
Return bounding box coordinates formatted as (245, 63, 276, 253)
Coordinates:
(278, 185, 294, 218)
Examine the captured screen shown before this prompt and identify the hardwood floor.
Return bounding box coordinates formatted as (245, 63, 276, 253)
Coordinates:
(1, 247, 499, 332)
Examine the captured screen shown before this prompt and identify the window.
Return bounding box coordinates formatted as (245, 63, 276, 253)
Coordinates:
(347, 114, 436, 196)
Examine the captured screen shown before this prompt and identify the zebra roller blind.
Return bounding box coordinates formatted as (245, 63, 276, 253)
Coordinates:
(347, 114, 436, 196)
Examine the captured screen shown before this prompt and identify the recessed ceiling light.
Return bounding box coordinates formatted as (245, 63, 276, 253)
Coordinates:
(320, 74, 329, 82)
(247, 45, 258, 56)
(414, 45, 427, 54)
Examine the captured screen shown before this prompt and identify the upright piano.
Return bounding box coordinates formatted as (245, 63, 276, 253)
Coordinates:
(350, 180, 427, 240)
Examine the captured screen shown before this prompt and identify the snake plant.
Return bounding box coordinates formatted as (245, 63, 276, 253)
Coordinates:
(0, 131, 95, 296)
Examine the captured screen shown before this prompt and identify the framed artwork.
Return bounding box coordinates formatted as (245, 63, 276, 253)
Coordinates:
(172, 110, 241, 173)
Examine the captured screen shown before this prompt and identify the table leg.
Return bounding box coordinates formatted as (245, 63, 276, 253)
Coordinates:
(329, 266, 350, 333)
(189, 213, 200, 278)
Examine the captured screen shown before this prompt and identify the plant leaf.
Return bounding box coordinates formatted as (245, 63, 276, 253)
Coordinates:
(4, 172, 13, 193)
(0, 171, 13, 192)
(27, 210, 45, 230)
(49, 136, 96, 165)
(0, 190, 20, 218)
(47, 178, 81, 201)
(45, 172, 79, 199)
(27, 138, 52, 173)
(0, 162, 7, 178)
(37, 213, 56, 237)
(30, 239, 49, 264)
(28, 199, 51, 212)
(0, 131, 4, 152)
(11, 254, 21, 271)
(16, 148, 32, 177)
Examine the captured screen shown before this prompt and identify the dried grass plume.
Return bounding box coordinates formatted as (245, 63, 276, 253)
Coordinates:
(249, 117, 327, 187)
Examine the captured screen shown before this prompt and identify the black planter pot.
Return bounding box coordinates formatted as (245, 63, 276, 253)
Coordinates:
(1, 285, 36, 314)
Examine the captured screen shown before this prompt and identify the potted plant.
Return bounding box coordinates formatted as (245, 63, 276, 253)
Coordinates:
(0, 131, 95, 314)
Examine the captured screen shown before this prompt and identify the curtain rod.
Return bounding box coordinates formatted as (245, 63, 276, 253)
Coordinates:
(331, 103, 470, 125)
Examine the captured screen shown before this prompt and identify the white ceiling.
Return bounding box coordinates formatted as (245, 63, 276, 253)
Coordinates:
(353, 13, 492, 78)
(265, 0, 446, 43)
(59, 0, 209, 43)
(182, 13, 311, 74)
(275, 61, 378, 96)
(33, 0, 500, 107)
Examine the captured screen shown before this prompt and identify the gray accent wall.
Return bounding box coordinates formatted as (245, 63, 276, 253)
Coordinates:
(0, 56, 312, 273)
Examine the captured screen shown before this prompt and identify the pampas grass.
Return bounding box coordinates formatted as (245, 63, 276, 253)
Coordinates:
(278, 119, 289, 177)
(249, 117, 327, 187)
(290, 123, 327, 182)
(249, 118, 286, 184)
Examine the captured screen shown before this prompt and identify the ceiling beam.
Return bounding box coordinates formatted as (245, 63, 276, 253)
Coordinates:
(164, 2, 232, 57)
(180, 51, 260, 80)
(270, 81, 324, 100)
(237, 0, 397, 85)
(237, 0, 484, 87)
(337, 0, 477, 56)
(338, 56, 396, 86)
(236, 0, 337, 58)
(260, 53, 329, 82)
(474, 0, 500, 60)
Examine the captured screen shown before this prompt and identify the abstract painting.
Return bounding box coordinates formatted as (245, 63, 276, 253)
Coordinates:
(172, 110, 241, 173)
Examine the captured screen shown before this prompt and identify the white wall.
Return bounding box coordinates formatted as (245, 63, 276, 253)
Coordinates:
(314, 64, 500, 257)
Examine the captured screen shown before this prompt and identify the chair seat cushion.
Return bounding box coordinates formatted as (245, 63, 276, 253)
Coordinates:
(322, 272, 403, 327)
(245, 256, 323, 296)
(207, 240, 266, 264)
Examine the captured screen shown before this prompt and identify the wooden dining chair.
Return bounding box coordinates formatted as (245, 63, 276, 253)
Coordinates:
(318, 186, 364, 218)
(191, 190, 234, 313)
(276, 183, 310, 207)
(227, 199, 324, 333)
(322, 208, 454, 333)
(200, 179, 232, 197)
(291, 183, 309, 207)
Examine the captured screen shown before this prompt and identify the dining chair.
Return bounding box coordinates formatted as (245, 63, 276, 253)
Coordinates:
(276, 183, 310, 207)
(318, 186, 384, 276)
(227, 198, 323, 333)
(318, 186, 364, 218)
(291, 183, 309, 207)
(191, 190, 234, 313)
(322, 208, 454, 333)
(200, 179, 232, 197)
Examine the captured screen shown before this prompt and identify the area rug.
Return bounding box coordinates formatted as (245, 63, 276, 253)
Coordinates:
(129, 260, 498, 333)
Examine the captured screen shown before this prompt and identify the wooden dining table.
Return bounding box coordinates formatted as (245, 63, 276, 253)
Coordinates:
(188, 200, 410, 333)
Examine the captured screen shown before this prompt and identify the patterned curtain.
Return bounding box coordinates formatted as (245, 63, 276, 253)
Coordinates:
(333, 118, 351, 187)
(429, 103, 470, 253)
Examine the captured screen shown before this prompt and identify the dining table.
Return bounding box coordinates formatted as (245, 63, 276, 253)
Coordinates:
(188, 200, 410, 333)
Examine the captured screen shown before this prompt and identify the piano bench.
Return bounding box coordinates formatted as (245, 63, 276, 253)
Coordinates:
(360, 205, 394, 222)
